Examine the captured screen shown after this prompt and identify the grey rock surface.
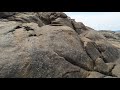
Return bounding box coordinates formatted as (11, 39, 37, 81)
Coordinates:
(0, 12, 120, 78)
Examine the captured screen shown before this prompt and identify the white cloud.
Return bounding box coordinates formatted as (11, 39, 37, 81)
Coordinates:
(65, 12, 120, 30)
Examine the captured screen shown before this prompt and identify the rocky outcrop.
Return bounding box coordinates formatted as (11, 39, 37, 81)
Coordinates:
(99, 30, 120, 49)
(71, 20, 88, 34)
(0, 12, 120, 78)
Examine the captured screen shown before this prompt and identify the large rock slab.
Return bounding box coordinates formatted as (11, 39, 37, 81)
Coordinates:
(71, 20, 88, 34)
(35, 25, 94, 70)
(96, 41, 120, 63)
(0, 22, 93, 78)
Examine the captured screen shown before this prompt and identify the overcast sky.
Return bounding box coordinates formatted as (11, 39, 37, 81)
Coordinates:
(65, 12, 120, 31)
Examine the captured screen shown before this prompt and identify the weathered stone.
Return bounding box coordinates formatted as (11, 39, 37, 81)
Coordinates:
(94, 58, 109, 73)
(0, 47, 84, 78)
(84, 41, 101, 61)
(115, 32, 120, 38)
(99, 30, 119, 39)
(87, 71, 105, 78)
(0, 12, 120, 78)
(95, 41, 120, 63)
(0, 23, 93, 78)
(99, 31, 120, 49)
(84, 31, 106, 41)
(35, 25, 94, 70)
(71, 20, 87, 34)
(0, 12, 16, 18)
(37, 12, 52, 24)
(22, 22, 40, 31)
(106, 63, 116, 72)
(8, 13, 44, 27)
(56, 12, 67, 18)
(112, 64, 120, 77)
(0, 21, 21, 35)
(52, 18, 74, 29)
(1, 24, 84, 78)
(62, 68, 89, 78)
(50, 12, 67, 20)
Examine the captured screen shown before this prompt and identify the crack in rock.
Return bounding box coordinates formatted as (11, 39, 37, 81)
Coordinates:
(62, 71, 81, 78)
(109, 64, 116, 73)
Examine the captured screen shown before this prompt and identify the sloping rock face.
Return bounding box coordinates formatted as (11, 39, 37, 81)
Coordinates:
(0, 12, 120, 78)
